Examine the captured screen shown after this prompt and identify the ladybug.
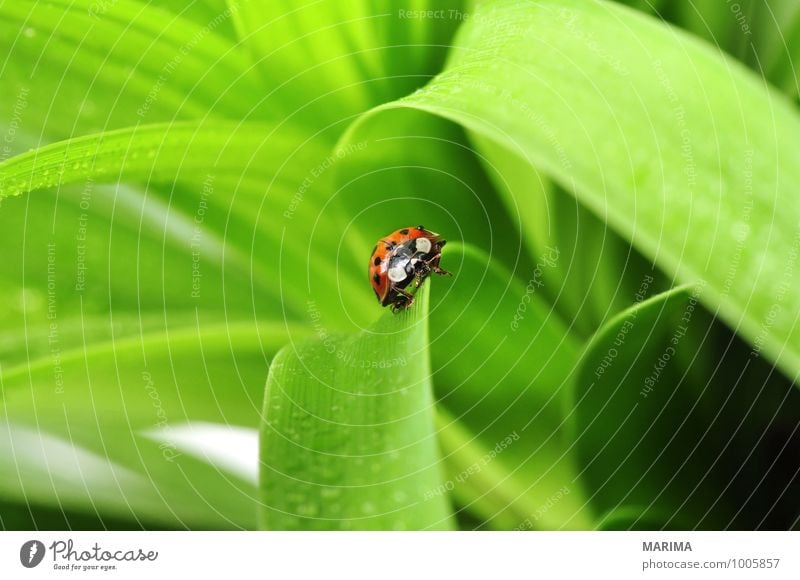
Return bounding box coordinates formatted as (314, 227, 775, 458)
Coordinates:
(369, 225, 451, 311)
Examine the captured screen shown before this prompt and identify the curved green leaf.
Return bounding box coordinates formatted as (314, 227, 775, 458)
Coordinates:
(350, 0, 800, 380)
(570, 284, 800, 529)
(0, 121, 312, 199)
(259, 284, 454, 530)
(430, 243, 592, 529)
(0, 0, 262, 143)
(643, 0, 800, 101)
(330, 101, 596, 526)
(470, 131, 668, 338)
(0, 120, 364, 323)
(231, 0, 465, 135)
(1, 320, 302, 529)
(148, 0, 240, 41)
(0, 182, 269, 367)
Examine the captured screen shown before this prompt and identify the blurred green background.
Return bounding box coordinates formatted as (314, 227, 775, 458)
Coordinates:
(1, 0, 799, 530)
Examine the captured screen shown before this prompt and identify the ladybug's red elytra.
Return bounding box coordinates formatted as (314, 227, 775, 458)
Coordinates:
(369, 225, 451, 311)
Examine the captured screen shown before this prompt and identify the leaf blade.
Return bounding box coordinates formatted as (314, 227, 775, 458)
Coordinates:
(362, 0, 800, 380)
(570, 284, 800, 529)
(0, 0, 261, 142)
(259, 284, 455, 530)
(0, 320, 302, 529)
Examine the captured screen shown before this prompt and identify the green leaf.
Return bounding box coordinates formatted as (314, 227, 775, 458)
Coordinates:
(230, 0, 466, 134)
(364, 0, 800, 380)
(147, 0, 240, 41)
(328, 100, 597, 526)
(595, 505, 691, 531)
(0, 121, 310, 199)
(0, 0, 262, 143)
(570, 284, 800, 529)
(0, 497, 154, 530)
(430, 243, 592, 529)
(668, 0, 739, 53)
(0, 114, 364, 529)
(259, 284, 455, 530)
(754, 1, 800, 100)
(614, 0, 670, 14)
(0, 119, 334, 527)
(0, 181, 266, 368)
(470, 131, 668, 338)
(0, 120, 362, 323)
(644, 0, 800, 101)
(1, 321, 302, 529)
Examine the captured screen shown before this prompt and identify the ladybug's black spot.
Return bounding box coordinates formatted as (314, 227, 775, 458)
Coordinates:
(399, 228, 409, 235)
(417, 225, 425, 230)
(373, 273, 381, 284)
(373, 256, 381, 266)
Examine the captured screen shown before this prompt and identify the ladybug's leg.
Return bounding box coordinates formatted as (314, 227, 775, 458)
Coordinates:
(391, 288, 415, 311)
(426, 253, 452, 277)
(413, 261, 431, 287)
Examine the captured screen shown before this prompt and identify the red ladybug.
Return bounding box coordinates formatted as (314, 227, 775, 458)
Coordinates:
(369, 226, 450, 311)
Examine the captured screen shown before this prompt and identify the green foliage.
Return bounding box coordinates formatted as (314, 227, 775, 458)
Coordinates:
(430, 244, 592, 529)
(390, 0, 800, 379)
(1, 0, 799, 530)
(260, 285, 454, 530)
(572, 285, 800, 529)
